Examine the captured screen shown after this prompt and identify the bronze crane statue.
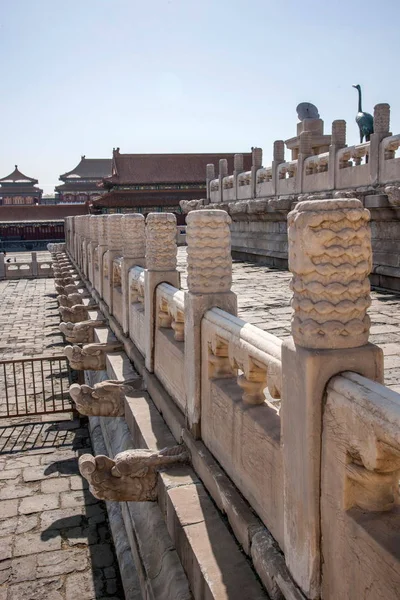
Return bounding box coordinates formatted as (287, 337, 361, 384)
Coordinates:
(353, 84, 374, 143)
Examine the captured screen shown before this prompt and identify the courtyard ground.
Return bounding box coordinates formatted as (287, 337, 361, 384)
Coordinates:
(0, 278, 125, 600)
(177, 247, 400, 390)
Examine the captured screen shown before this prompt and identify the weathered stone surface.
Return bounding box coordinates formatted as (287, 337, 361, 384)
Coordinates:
(69, 379, 141, 417)
(79, 445, 188, 502)
(288, 198, 372, 349)
(64, 341, 122, 371)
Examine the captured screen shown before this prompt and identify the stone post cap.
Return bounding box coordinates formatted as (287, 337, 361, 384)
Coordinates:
(288, 197, 372, 350)
(252, 147, 263, 168)
(206, 164, 215, 180)
(219, 159, 228, 177)
(122, 213, 145, 258)
(107, 214, 124, 251)
(186, 209, 232, 294)
(145, 212, 177, 271)
(234, 154, 244, 171)
(273, 140, 285, 162)
(374, 103, 390, 134)
(146, 212, 177, 226)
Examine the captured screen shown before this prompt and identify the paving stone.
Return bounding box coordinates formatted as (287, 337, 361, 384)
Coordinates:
(0, 559, 11, 585)
(13, 531, 61, 556)
(0, 469, 21, 481)
(0, 536, 13, 560)
(40, 506, 83, 531)
(0, 499, 19, 519)
(7, 576, 64, 600)
(19, 493, 59, 514)
(90, 543, 115, 568)
(41, 478, 70, 494)
(60, 490, 97, 509)
(65, 570, 99, 600)
(36, 549, 88, 578)
(10, 555, 37, 583)
(69, 475, 89, 491)
(0, 484, 38, 500)
(22, 466, 59, 482)
(15, 514, 39, 535)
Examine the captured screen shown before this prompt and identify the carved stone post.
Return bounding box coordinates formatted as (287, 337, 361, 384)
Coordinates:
(103, 214, 124, 312)
(233, 153, 244, 202)
(369, 103, 391, 184)
(88, 215, 99, 285)
(144, 213, 179, 372)
(272, 140, 285, 196)
(251, 147, 263, 198)
(218, 159, 228, 203)
(329, 119, 346, 190)
(95, 215, 108, 297)
(81, 216, 90, 278)
(298, 131, 312, 193)
(119, 214, 146, 334)
(0, 253, 4, 280)
(31, 252, 38, 277)
(281, 198, 384, 598)
(205, 163, 215, 205)
(184, 209, 237, 438)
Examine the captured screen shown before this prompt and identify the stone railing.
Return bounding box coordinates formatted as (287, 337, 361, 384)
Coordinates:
(58, 206, 399, 600)
(0, 252, 53, 280)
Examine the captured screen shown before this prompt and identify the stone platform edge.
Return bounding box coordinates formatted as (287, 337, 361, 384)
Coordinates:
(69, 252, 305, 600)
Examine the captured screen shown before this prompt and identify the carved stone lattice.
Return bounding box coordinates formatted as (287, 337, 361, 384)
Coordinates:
(107, 214, 124, 251)
(186, 210, 232, 294)
(69, 378, 142, 417)
(59, 304, 91, 324)
(64, 342, 122, 371)
(288, 198, 372, 349)
(145, 213, 177, 271)
(59, 320, 106, 344)
(79, 445, 188, 501)
(122, 214, 145, 258)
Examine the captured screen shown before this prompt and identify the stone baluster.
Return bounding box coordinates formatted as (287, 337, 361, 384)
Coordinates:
(205, 163, 215, 205)
(233, 153, 244, 202)
(251, 147, 263, 198)
(87, 216, 99, 284)
(95, 215, 108, 297)
(144, 213, 179, 372)
(218, 159, 228, 203)
(370, 103, 391, 184)
(281, 198, 384, 598)
(298, 131, 312, 193)
(184, 209, 237, 438)
(81, 215, 90, 277)
(120, 214, 146, 334)
(272, 140, 285, 195)
(103, 214, 124, 311)
(329, 119, 347, 189)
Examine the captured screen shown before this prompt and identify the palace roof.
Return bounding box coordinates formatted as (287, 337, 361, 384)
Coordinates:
(0, 166, 38, 185)
(59, 157, 112, 181)
(104, 150, 252, 186)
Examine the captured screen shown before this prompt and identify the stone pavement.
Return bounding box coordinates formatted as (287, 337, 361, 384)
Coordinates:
(0, 279, 125, 600)
(178, 247, 400, 391)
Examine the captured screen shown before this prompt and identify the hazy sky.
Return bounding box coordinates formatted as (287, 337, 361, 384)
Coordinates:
(1, 0, 398, 194)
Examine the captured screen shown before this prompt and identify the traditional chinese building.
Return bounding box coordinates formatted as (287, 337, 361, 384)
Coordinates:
(91, 149, 252, 223)
(55, 156, 112, 203)
(0, 166, 43, 205)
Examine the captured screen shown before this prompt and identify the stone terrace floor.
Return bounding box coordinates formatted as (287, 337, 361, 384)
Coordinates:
(0, 279, 125, 600)
(178, 247, 400, 391)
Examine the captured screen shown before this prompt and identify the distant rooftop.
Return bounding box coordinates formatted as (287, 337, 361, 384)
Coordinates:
(59, 156, 112, 181)
(105, 149, 252, 186)
(0, 166, 38, 185)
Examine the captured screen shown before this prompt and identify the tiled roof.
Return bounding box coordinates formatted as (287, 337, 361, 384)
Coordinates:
(0, 166, 38, 184)
(106, 151, 252, 185)
(60, 157, 112, 180)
